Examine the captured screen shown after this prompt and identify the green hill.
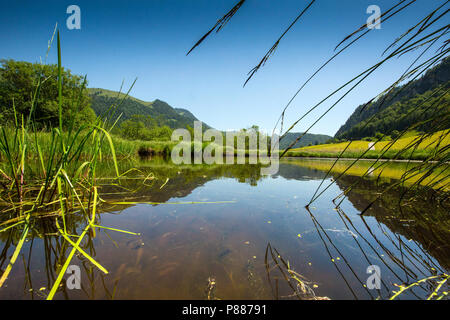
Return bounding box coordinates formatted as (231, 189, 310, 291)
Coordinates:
(280, 132, 332, 149)
(335, 57, 450, 140)
(88, 88, 210, 130)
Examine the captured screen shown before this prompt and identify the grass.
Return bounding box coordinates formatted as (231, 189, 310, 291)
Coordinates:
(0, 127, 174, 161)
(0, 128, 272, 163)
(0, 29, 140, 299)
(264, 243, 330, 300)
(390, 274, 449, 300)
(284, 129, 450, 160)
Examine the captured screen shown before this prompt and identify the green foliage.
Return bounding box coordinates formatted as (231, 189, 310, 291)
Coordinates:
(391, 130, 400, 139)
(117, 115, 173, 141)
(0, 59, 95, 129)
(325, 137, 346, 144)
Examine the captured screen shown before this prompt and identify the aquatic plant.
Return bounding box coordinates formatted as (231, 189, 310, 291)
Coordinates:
(0, 28, 140, 299)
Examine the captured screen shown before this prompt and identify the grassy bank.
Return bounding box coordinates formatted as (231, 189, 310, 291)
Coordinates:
(0, 127, 275, 162)
(283, 130, 449, 161)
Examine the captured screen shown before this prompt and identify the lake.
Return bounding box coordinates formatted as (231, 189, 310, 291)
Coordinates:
(0, 158, 448, 300)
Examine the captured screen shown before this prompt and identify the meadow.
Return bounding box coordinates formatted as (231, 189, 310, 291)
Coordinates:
(283, 130, 450, 161)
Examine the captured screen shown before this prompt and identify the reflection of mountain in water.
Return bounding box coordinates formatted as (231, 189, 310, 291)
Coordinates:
(100, 162, 324, 210)
(335, 175, 450, 270)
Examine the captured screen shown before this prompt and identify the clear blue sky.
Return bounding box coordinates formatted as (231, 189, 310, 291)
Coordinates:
(0, 0, 446, 136)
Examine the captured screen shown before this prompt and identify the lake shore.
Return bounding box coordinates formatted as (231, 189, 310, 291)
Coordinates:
(281, 156, 434, 163)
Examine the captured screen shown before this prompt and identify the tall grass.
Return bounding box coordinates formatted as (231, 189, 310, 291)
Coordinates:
(0, 127, 177, 162)
(0, 29, 138, 299)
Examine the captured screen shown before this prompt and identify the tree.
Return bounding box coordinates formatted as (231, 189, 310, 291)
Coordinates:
(0, 59, 95, 128)
(118, 115, 173, 141)
(374, 132, 384, 140)
(391, 130, 400, 139)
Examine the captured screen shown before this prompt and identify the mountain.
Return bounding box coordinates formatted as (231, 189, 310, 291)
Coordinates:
(88, 88, 333, 143)
(279, 132, 332, 149)
(88, 88, 209, 129)
(335, 57, 450, 140)
(173, 108, 198, 122)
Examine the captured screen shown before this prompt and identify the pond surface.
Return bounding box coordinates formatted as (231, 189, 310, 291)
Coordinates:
(0, 158, 449, 300)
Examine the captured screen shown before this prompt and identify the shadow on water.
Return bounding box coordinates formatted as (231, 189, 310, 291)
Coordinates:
(0, 158, 448, 299)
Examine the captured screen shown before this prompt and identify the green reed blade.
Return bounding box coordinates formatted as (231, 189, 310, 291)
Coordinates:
(55, 219, 108, 274)
(91, 224, 140, 236)
(0, 216, 30, 287)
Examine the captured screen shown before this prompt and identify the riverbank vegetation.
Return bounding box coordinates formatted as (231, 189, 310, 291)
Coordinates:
(0, 30, 142, 299)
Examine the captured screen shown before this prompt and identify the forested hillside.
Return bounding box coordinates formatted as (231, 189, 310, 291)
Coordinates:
(88, 88, 209, 130)
(335, 57, 450, 140)
(279, 132, 332, 149)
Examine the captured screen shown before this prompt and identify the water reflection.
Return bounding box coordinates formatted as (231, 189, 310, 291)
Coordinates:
(0, 159, 448, 299)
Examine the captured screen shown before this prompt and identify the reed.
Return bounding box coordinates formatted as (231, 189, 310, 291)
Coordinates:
(0, 29, 139, 299)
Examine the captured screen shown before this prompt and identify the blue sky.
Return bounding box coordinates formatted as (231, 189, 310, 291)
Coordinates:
(0, 0, 446, 136)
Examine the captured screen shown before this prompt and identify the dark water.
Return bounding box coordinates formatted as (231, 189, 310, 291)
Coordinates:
(0, 159, 449, 300)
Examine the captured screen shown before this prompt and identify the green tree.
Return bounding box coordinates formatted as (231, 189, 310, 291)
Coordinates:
(118, 115, 173, 141)
(0, 59, 95, 128)
(391, 130, 400, 139)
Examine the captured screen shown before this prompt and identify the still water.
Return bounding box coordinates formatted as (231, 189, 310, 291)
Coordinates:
(0, 158, 448, 299)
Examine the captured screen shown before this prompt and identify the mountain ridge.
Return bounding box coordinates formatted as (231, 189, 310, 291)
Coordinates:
(335, 57, 450, 139)
(88, 88, 210, 130)
(88, 88, 333, 145)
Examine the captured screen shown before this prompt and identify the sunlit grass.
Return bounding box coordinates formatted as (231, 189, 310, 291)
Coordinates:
(375, 129, 450, 151)
(285, 130, 449, 161)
